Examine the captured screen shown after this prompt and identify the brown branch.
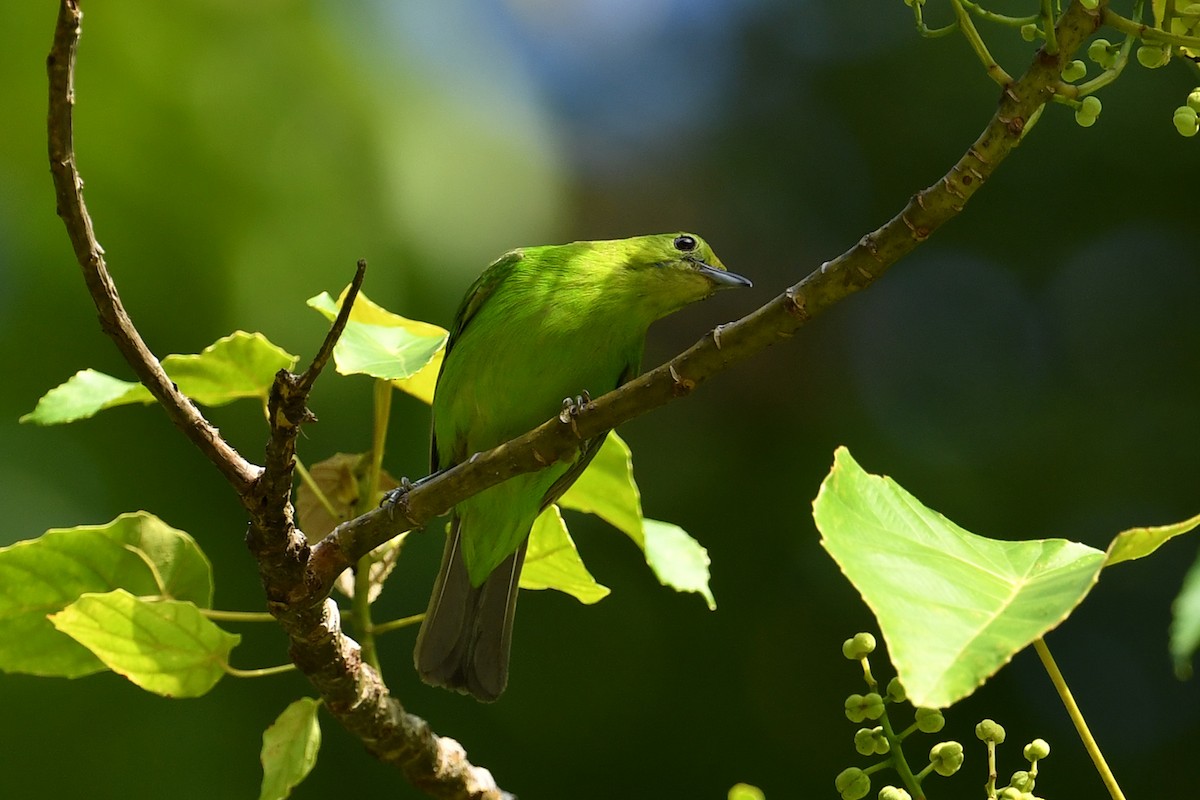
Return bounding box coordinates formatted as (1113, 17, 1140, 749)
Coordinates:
(299, 258, 367, 393)
(46, 0, 259, 494)
(307, 2, 1104, 592)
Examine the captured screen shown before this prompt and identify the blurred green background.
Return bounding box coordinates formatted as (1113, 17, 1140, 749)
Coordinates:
(3, 2, 1199, 798)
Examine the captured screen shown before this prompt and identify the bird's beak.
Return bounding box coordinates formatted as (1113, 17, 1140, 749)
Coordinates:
(696, 261, 753, 289)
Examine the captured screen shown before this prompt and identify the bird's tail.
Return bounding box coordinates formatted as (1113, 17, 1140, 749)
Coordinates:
(414, 516, 525, 702)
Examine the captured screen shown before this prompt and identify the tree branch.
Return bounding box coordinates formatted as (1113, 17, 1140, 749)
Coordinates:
(46, 0, 259, 494)
(307, 1, 1104, 596)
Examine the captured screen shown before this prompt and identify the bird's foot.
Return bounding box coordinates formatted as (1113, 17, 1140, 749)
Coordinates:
(380, 476, 416, 519)
(559, 390, 594, 437)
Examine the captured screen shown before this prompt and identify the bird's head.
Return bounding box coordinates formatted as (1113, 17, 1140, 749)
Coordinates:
(603, 232, 752, 320)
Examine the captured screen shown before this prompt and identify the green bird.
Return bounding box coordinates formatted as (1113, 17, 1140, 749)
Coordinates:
(415, 232, 751, 701)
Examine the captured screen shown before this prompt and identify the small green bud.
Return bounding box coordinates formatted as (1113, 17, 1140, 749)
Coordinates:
(1008, 770, 1034, 791)
(1020, 23, 1039, 42)
(914, 707, 944, 733)
(1079, 0, 1099, 8)
(1187, 89, 1200, 113)
(843, 632, 877, 659)
(878, 787, 912, 800)
(1136, 44, 1168, 68)
(998, 789, 1023, 800)
(836, 767, 871, 800)
(1080, 96, 1102, 117)
(728, 784, 766, 800)
(1023, 738, 1051, 761)
(885, 677, 906, 703)
(929, 741, 965, 777)
(1087, 38, 1113, 66)
(854, 726, 890, 755)
(975, 719, 1006, 744)
(1174, 106, 1199, 137)
(1061, 60, 1087, 82)
(845, 693, 885, 722)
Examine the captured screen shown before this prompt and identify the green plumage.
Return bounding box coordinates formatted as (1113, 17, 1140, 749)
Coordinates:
(415, 233, 750, 701)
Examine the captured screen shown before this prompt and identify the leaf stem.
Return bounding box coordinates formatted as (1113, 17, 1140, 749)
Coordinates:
(1103, 7, 1200, 50)
(1041, 0, 1059, 54)
(224, 662, 297, 678)
(295, 457, 341, 521)
(1033, 637, 1126, 800)
(950, 0, 1016, 86)
(960, 0, 1039, 26)
(200, 608, 276, 622)
(372, 613, 425, 636)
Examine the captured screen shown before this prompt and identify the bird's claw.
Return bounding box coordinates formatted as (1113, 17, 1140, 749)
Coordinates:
(380, 476, 416, 520)
(559, 391, 593, 437)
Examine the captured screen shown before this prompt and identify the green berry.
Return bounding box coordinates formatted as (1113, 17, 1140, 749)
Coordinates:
(1080, 96, 1102, 116)
(843, 632, 877, 659)
(878, 788, 912, 800)
(914, 707, 945, 733)
(1079, 0, 1099, 8)
(998, 789, 1023, 800)
(929, 741, 965, 777)
(1137, 45, 1168, 68)
(1020, 23, 1039, 42)
(886, 677, 906, 703)
(1087, 38, 1112, 65)
(1061, 60, 1087, 82)
(836, 767, 871, 800)
(854, 728, 876, 755)
(845, 693, 884, 723)
(1188, 89, 1200, 113)
(1009, 770, 1034, 791)
(1023, 738, 1051, 761)
(975, 719, 1006, 744)
(1175, 106, 1200, 137)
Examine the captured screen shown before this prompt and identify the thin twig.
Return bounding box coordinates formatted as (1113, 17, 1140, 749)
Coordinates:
(46, 0, 260, 494)
(1033, 638, 1126, 800)
(299, 258, 366, 393)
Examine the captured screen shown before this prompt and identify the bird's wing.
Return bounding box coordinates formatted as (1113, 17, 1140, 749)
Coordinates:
(431, 250, 524, 473)
(539, 359, 640, 511)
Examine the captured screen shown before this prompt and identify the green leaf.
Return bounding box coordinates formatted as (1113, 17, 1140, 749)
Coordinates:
(520, 506, 610, 604)
(559, 431, 644, 543)
(159, 331, 297, 406)
(48, 589, 238, 697)
(0, 512, 213, 677)
(1104, 512, 1200, 566)
(642, 519, 716, 610)
(813, 447, 1106, 708)
(1172, 553, 1200, 679)
(21, 331, 296, 424)
(19, 369, 146, 424)
(259, 698, 322, 800)
(560, 432, 716, 608)
(306, 290, 447, 397)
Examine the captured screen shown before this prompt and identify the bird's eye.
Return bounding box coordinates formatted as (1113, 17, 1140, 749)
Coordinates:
(673, 235, 697, 252)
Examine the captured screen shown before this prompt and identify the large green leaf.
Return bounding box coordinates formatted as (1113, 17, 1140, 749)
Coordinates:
(814, 448, 1200, 707)
(814, 447, 1106, 708)
(21, 331, 296, 424)
(521, 506, 610, 604)
(306, 290, 447, 401)
(48, 589, 238, 697)
(560, 432, 715, 608)
(259, 698, 322, 800)
(0, 512, 212, 677)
